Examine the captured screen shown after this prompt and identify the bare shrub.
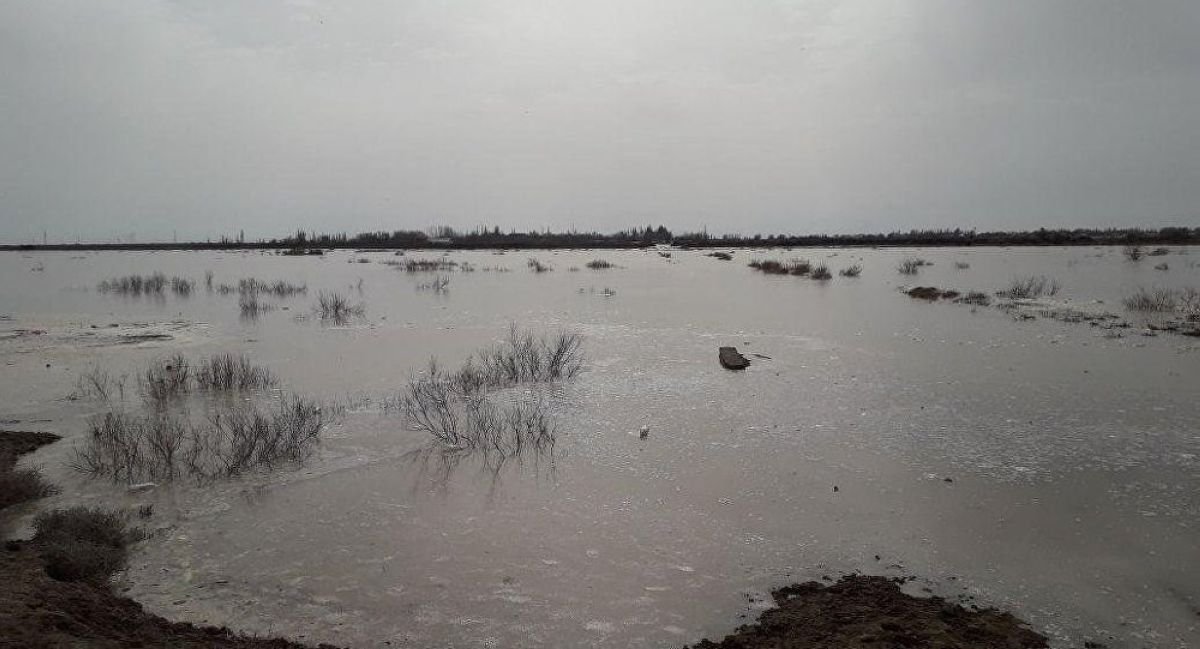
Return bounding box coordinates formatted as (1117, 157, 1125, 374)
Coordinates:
(1123, 245, 1145, 261)
(33, 507, 143, 586)
(71, 397, 326, 483)
(999, 276, 1060, 299)
(316, 291, 365, 320)
(140, 354, 190, 404)
(810, 264, 832, 280)
(204, 270, 214, 292)
(839, 265, 862, 277)
(393, 326, 583, 455)
(585, 259, 614, 269)
(954, 261, 970, 270)
(195, 353, 277, 390)
(527, 258, 552, 272)
(1123, 287, 1179, 312)
(71, 366, 127, 401)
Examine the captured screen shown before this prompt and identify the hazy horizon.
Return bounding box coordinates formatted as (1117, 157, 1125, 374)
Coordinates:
(3, 1, 1200, 244)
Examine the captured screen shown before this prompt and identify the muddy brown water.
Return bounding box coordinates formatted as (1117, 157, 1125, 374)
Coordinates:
(2, 247, 1198, 648)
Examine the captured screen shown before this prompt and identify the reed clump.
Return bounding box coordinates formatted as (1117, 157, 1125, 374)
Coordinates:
(527, 258, 552, 272)
(585, 259, 614, 269)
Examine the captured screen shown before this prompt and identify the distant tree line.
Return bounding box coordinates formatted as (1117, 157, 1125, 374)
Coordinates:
(5, 225, 1198, 252)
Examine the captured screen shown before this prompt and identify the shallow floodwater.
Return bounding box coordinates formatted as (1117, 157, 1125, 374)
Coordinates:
(2, 246, 1199, 648)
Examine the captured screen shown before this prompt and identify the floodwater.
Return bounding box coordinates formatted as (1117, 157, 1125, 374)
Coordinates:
(2, 246, 1199, 649)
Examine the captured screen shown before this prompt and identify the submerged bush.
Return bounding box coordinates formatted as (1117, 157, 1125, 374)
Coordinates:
(527, 258, 552, 272)
(810, 264, 832, 280)
(839, 265, 862, 277)
(1121, 287, 1200, 313)
(585, 259, 614, 270)
(33, 507, 143, 586)
(393, 326, 583, 456)
(70, 397, 326, 483)
(956, 291, 992, 306)
(393, 258, 458, 272)
(238, 291, 274, 318)
(999, 275, 1060, 299)
(71, 366, 127, 401)
(316, 291, 365, 320)
(416, 275, 450, 293)
(170, 277, 194, 296)
(97, 273, 168, 296)
(195, 353, 277, 390)
(140, 353, 190, 404)
(750, 259, 811, 276)
(706, 252, 733, 261)
(897, 258, 928, 275)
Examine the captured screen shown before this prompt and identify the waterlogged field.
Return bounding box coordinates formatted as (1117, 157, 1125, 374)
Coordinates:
(2, 246, 1199, 648)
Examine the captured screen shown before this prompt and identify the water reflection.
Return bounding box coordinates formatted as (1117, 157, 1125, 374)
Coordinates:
(401, 439, 559, 499)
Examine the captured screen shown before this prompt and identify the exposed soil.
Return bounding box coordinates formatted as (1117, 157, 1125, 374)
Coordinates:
(0, 542, 341, 649)
(0, 429, 341, 649)
(686, 575, 1048, 649)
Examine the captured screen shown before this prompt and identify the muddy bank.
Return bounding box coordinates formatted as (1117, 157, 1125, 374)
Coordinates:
(0, 429, 61, 465)
(686, 575, 1048, 649)
(0, 543, 341, 649)
(0, 429, 342, 649)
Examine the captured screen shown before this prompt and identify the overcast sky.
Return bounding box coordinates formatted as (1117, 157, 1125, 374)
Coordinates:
(2, 1, 1199, 242)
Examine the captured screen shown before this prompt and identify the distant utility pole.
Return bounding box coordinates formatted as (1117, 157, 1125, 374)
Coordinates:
(42, 230, 47, 245)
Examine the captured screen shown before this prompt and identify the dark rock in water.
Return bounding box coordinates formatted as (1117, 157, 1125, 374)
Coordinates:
(719, 346, 750, 370)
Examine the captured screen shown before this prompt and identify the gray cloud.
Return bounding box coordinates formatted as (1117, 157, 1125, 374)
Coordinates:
(2, 0, 1198, 242)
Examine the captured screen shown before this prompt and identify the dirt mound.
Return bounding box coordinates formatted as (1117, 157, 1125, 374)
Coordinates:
(686, 575, 1047, 649)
